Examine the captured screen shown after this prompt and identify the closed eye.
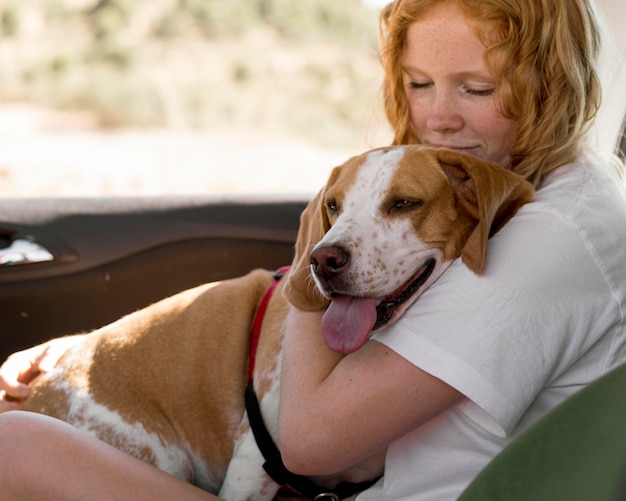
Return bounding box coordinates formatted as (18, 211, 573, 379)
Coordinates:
(466, 87, 495, 97)
(408, 81, 431, 90)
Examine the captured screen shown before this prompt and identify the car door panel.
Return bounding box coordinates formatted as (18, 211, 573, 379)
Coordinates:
(0, 196, 308, 360)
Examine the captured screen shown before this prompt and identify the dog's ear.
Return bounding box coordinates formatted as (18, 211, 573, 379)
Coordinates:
(282, 181, 334, 311)
(437, 149, 535, 274)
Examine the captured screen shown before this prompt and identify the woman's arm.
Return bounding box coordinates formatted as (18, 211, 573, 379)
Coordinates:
(0, 411, 218, 501)
(278, 308, 464, 476)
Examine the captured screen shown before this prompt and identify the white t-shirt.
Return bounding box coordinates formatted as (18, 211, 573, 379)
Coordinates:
(359, 156, 626, 500)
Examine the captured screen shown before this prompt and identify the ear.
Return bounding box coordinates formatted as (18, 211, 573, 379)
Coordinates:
(282, 179, 334, 311)
(436, 149, 535, 274)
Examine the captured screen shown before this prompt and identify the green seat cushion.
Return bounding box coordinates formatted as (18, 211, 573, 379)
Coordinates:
(459, 363, 626, 501)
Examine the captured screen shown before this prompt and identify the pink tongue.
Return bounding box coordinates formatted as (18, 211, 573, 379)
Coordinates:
(322, 296, 378, 354)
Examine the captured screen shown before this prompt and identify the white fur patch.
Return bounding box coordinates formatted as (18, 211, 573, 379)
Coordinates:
(219, 350, 283, 500)
(53, 379, 221, 492)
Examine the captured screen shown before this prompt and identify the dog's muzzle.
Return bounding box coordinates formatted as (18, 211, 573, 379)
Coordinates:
(373, 257, 436, 329)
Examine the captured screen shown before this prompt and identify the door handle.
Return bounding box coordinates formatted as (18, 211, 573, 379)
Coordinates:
(0, 237, 54, 266)
(0, 225, 78, 268)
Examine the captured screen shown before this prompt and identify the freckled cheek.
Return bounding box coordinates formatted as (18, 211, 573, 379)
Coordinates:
(498, 117, 518, 142)
(485, 117, 518, 160)
(407, 100, 426, 133)
(474, 100, 516, 132)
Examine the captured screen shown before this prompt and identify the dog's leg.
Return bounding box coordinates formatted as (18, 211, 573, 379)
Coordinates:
(219, 414, 279, 501)
(220, 344, 284, 501)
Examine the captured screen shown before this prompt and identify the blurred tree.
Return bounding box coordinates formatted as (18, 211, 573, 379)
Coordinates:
(0, 3, 18, 38)
(87, 0, 133, 41)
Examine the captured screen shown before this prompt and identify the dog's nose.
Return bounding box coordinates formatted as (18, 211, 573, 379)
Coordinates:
(310, 245, 349, 278)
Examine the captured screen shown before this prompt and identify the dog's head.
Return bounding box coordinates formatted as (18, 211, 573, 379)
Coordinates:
(284, 145, 534, 353)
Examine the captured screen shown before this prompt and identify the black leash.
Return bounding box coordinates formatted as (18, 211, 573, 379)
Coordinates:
(245, 382, 378, 500)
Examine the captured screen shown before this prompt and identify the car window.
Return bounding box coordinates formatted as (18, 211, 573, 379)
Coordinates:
(0, 1, 391, 198)
(0, 0, 623, 199)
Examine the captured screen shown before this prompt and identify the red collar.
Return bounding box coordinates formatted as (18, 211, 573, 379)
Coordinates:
(248, 266, 290, 383)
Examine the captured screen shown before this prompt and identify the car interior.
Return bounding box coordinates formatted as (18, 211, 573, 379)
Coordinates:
(1, 0, 625, 498)
(0, 196, 307, 360)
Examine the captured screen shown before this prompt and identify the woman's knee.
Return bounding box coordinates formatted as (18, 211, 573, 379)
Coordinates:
(0, 410, 42, 437)
(0, 411, 29, 445)
(0, 412, 37, 496)
(0, 411, 68, 467)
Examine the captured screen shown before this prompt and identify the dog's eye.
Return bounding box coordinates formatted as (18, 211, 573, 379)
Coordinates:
(392, 199, 423, 211)
(326, 200, 338, 213)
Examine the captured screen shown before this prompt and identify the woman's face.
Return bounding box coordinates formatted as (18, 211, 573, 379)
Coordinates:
(402, 1, 518, 168)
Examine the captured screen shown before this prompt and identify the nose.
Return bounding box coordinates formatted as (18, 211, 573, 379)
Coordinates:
(425, 91, 464, 132)
(310, 245, 349, 279)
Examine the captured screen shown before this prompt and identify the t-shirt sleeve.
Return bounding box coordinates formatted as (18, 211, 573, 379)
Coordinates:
(371, 203, 617, 436)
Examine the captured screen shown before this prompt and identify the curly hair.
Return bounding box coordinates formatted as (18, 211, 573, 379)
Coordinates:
(379, 0, 603, 186)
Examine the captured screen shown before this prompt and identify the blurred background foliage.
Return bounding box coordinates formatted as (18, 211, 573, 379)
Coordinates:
(0, 0, 385, 148)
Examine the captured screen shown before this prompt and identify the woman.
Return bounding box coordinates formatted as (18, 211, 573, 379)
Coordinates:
(1, 0, 625, 499)
(278, 1, 626, 499)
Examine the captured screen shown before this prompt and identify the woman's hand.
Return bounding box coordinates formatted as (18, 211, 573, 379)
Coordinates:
(0, 335, 86, 412)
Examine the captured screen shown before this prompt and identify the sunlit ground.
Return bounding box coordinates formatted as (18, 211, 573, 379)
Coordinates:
(0, 103, 391, 198)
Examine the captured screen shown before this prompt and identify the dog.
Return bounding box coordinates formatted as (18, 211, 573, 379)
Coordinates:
(16, 145, 534, 500)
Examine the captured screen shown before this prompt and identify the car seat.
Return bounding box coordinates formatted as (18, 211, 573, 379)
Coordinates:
(458, 363, 626, 501)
